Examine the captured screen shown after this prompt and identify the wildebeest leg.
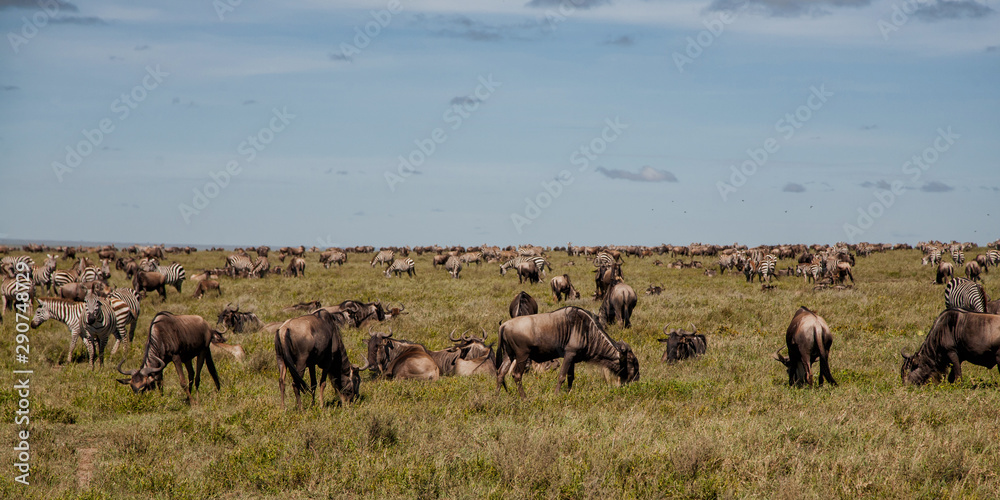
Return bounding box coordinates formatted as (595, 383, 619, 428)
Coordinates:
(798, 346, 813, 386)
(495, 355, 513, 394)
(512, 354, 531, 398)
(308, 365, 317, 407)
(204, 351, 221, 391)
(317, 367, 328, 408)
(277, 356, 287, 409)
(557, 353, 576, 393)
(194, 354, 206, 391)
(947, 351, 962, 383)
(174, 356, 192, 402)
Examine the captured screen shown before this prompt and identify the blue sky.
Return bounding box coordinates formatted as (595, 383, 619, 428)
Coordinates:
(0, 0, 997, 248)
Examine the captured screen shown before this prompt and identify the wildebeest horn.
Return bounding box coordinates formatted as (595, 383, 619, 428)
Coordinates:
(116, 358, 137, 376)
(448, 329, 461, 342)
(480, 327, 488, 342)
(689, 323, 697, 333)
(358, 358, 371, 371)
(900, 349, 910, 360)
(216, 324, 228, 334)
(662, 323, 670, 334)
(399, 303, 405, 311)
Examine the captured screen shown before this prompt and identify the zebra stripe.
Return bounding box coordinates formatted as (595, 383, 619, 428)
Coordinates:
(251, 256, 269, 277)
(944, 277, 988, 313)
(154, 262, 187, 291)
(1, 255, 34, 277)
(371, 250, 395, 267)
(31, 297, 88, 364)
(226, 254, 253, 275)
(444, 256, 462, 279)
(593, 252, 615, 268)
(83, 291, 118, 367)
(951, 249, 965, 265)
(987, 250, 1000, 266)
(108, 288, 140, 354)
(502, 256, 551, 276)
(384, 258, 415, 277)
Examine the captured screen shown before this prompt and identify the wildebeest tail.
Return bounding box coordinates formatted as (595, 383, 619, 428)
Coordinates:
(278, 326, 313, 396)
(495, 323, 506, 371)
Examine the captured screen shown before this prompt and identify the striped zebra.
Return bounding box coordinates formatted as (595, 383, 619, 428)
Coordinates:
(459, 251, 483, 267)
(371, 249, 395, 268)
(1, 255, 33, 277)
(501, 256, 548, 276)
(987, 249, 1000, 267)
(80, 261, 111, 284)
(51, 269, 80, 290)
(107, 288, 141, 355)
(593, 252, 616, 268)
(226, 254, 254, 277)
(82, 290, 118, 368)
(944, 277, 988, 313)
(153, 262, 187, 292)
(951, 248, 965, 265)
(250, 256, 269, 278)
(758, 254, 778, 283)
(30, 254, 58, 292)
(30, 297, 91, 365)
(444, 255, 463, 279)
(2, 275, 35, 322)
(922, 248, 942, 266)
(384, 258, 415, 278)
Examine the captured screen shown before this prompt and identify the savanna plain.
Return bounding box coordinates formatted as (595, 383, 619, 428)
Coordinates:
(2, 247, 999, 499)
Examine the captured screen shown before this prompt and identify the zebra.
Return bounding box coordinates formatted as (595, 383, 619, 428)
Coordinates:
(758, 254, 778, 283)
(987, 250, 1000, 268)
(371, 249, 395, 268)
(1, 255, 34, 277)
(225, 254, 253, 277)
(107, 288, 141, 355)
(951, 248, 965, 265)
(444, 255, 463, 279)
(944, 277, 988, 313)
(2, 275, 35, 322)
(30, 297, 92, 365)
(459, 251, 483, 267)
(922, 248, 942, 266)
(79, 262, 111, 284)
(148, 262, 186, 291)
(384, 258, 415, 278)
(81, 290, 118, 368)
(30, 254, 58, 292)
(250, 256, 269, 278)
(138, 257, 159, 272)
(593, 252, 616, 268)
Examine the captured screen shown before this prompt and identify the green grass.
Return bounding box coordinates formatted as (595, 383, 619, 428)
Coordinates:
(2, 248, 999, 498)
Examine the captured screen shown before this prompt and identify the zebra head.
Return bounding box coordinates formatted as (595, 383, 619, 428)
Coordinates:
(29, 300, 50, 328)
(84, 290, 102, 325)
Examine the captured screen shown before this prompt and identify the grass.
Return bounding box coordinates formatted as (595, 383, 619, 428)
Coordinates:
(2, 247, 999, 499)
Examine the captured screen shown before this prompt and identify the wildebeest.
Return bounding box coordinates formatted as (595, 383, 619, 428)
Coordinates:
(509, 291, 538, 318)
(965, 261, 982, 282)
(274, 309, 361, 409)
(116, 312, 223, 403)
(550, 274, 580, 301)
(193, 279, 222, 299)
(515, 260, 540, 284)
(900, 309, 1000, 385)
(496, 306, 640, 397)
(658, 324, 707, 363)
(772, 306, 837, 387)
(285, 257, 306, 277)
(936, 261, 955, 284)
(314, 300, 386, 328)
(989, 299, 1000, 315)
(217, 303, 263, 333)
(360, 330, 440, 381)
(593, 263, 623, 300)
(599, 280, 637, 328)
(133, 270, 168, 301)
(58, 281, 106, 301)
(645, 284, 663, 296)
(833, 262, 854, 284)
(282, 300, 322, 313)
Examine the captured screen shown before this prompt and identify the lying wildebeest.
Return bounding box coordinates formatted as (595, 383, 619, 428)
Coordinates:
(217, 303, 263, 333)
(385, 303, 408, 319)
(900, 309, 1000, 385)
(314, 300, 386, 328)
(193, 279, 221, 299)
(645, 284, 663, 295)
(772, 306, 837, 387)
(658, 324, 707, 363)
(599, 280, 637, 328)
(133, 270, 168, 301)
(496, 306, 639, 397)
(550, 274, 580, 301)
(360, 330, 440, 381)
(447, 330, 496, 376)
(275, 309, 361, 409)
(58, 281, 106, 301)
(116, 312, 223, 403)
(936, 261, 955, 284)
(509, 291, 538, 318)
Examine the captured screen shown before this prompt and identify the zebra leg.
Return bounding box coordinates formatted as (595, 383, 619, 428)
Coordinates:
(86, 336, 96, 369)
(68, 329, 80, 364)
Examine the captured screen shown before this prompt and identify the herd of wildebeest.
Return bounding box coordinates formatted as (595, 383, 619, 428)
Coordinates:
(2, 239, 999, 408)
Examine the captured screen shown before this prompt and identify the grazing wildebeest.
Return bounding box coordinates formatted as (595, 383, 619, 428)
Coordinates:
(658, 324, 707, 363)
(193, 279, 221, 299)
(496, 306, 640, 397)
(900, 310, 1000, 385)
(509, 291, 538, 318)
(133, 270, 168, 301)
(593, 263, 623, 300)
(285, 257, 306, 277)
(599, 280, 637, 328)
(360, 330, 440, 381)
(772, 306, 837, 387)
(274, 309, 361, 409)
(936, 261, 955, 284)
(515, 260, 540, 284)
(965, 261, 982, 282)
(834, 262, 854, 284)
(550, 274, 580, 301)
(116, 312, 223, 403)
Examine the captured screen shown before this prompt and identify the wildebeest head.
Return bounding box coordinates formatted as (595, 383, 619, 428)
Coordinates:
(772, 348, 808, 385)
(337, 365, 362, 404)
(616, 341, 640, 384)
(116, 356, 165, 394)
(360, 328, 393, 375)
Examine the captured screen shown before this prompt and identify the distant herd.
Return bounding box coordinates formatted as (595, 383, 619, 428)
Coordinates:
(1, 238, 999, 407)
